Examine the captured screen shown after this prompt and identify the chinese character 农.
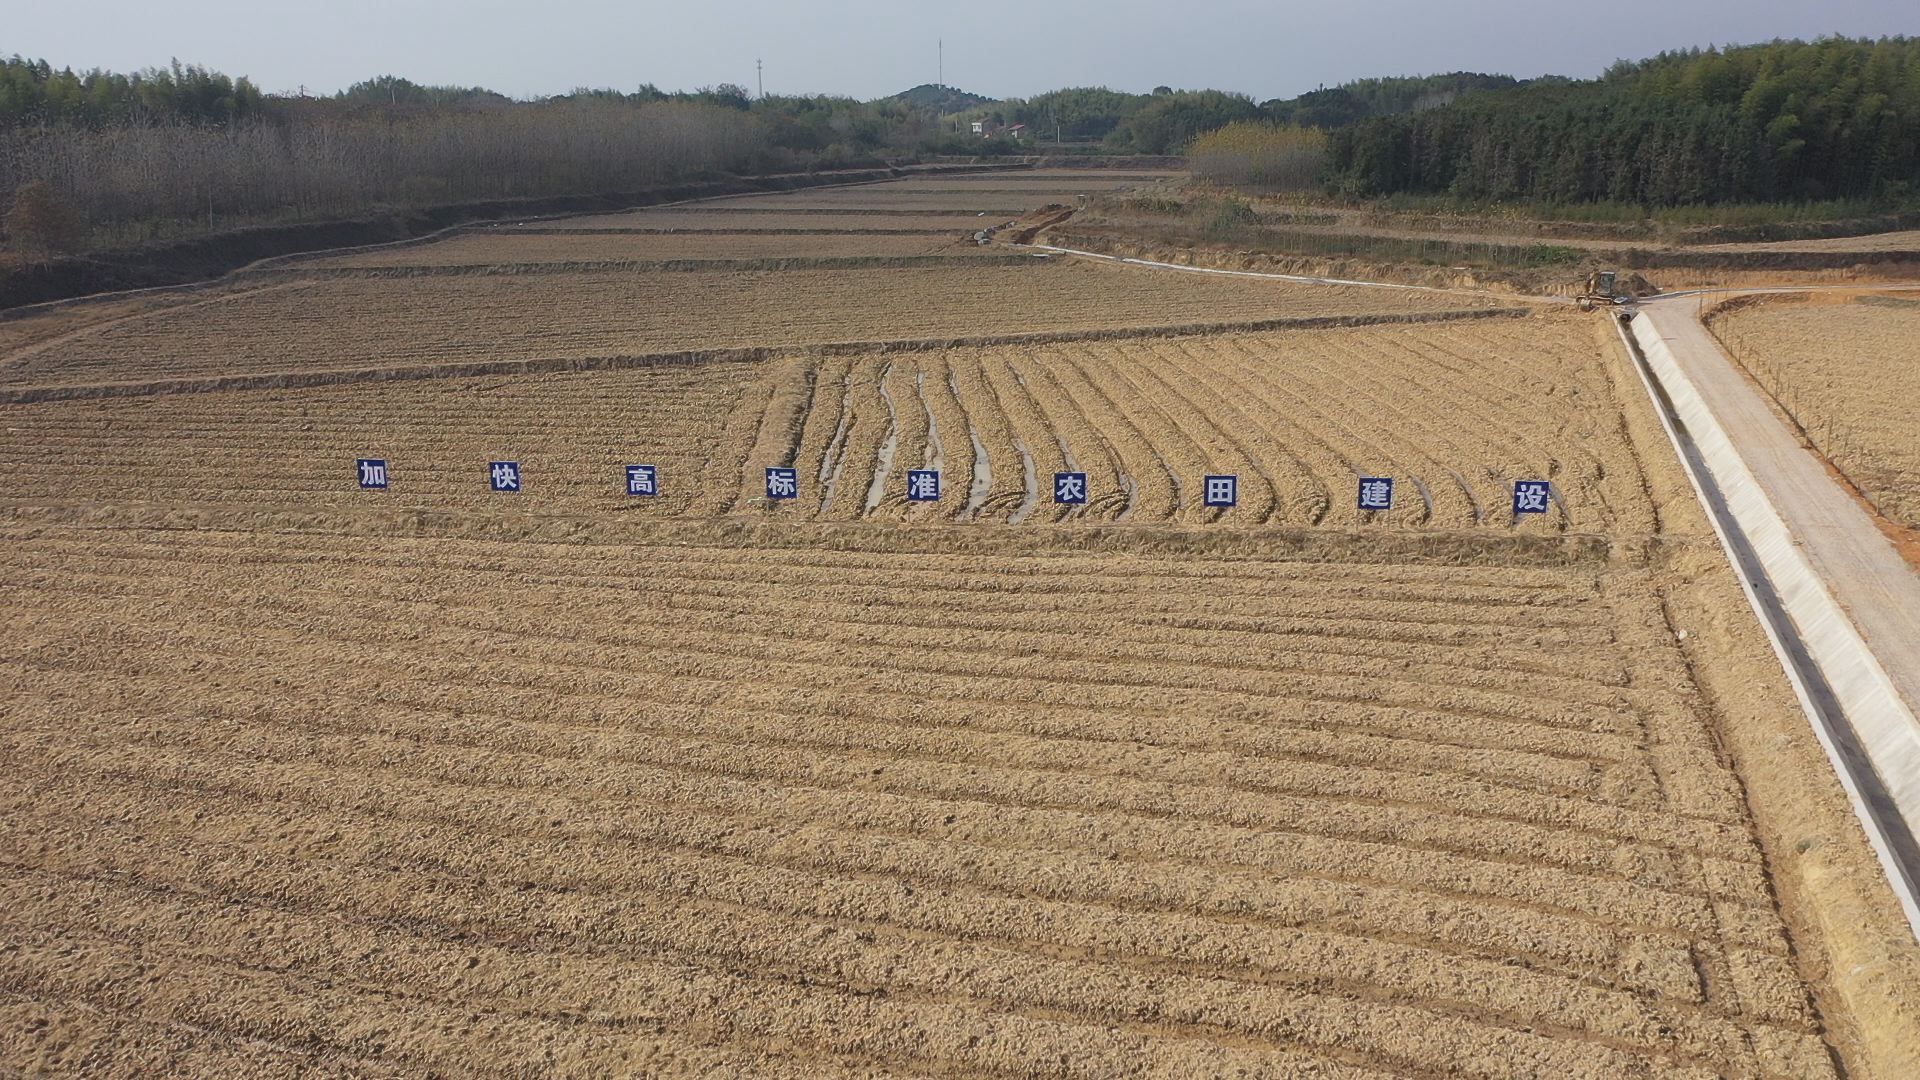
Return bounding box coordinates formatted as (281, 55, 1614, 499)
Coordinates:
(1203, 474, 1237, 508)
(766, 467, 798, 500)
(1054, 472, 1087, 505)
(626, 464, 657, 496)
(1358, 477, 1393, 511)
(357, 459, 388, 490)
(489, 461, 520, 492)
(1513, 480, 1552, 515)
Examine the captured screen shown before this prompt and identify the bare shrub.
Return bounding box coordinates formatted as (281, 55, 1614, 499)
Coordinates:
(4, 180, 85, 260)
(1188, 122, 1328, 192)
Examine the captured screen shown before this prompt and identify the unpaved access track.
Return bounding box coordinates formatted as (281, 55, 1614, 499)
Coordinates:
(3, 167, 1919, 1077)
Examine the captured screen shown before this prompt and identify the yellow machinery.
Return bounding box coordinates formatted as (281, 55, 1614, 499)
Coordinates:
(1576, 270, 1624, 311)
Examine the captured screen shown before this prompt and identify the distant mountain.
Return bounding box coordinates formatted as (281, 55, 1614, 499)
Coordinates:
(889, 84, 996, 114)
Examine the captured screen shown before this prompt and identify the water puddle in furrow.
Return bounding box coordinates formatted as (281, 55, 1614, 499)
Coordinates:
(919, 371, 943, 474)
(863, 361, 898, 514)
(1057, 438, 1082, 518)
(1008, 440, 1039, 524)
(954, 370, 992, 518)
(817, 370, 855, 513)
(1412, 477, 1436, 522)
(1449, 470, 1483, 524)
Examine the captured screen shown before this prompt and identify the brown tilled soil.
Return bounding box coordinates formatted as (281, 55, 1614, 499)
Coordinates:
(1709, 295, 1920, 530)
(0, 262, 1503, 393)
(505, 211, 1019, 231)
(3, 170, 1919, 1078)
(300, 231, 1007, 268)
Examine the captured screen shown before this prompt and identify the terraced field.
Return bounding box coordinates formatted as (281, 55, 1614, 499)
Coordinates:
(0, 314, 1626, 533)
(505, 211, 1014, 231)
(3, 169, 1916, 1077)
(0, 264, 1502, 392)
(1710, 295, 1920, 529)
(716, 190, 1073, 212)
(297, 231, 1005, 268)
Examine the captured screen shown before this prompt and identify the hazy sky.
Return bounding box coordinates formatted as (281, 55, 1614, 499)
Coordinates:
(7, 1, 1915, 101)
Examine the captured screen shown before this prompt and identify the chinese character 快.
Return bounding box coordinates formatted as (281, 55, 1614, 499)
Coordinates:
(765, 467, 798, 500)
(1054, 472, 1087, 505)
(625, 464, 658, 496)
(907, 469, 941, 502)
(1203, 474, 1238, 508)
(489, 461, 521, 492)
(1357, 476, 1393, 511)
(1513, 480, 1552, 515)
(357, 459, 388, 490)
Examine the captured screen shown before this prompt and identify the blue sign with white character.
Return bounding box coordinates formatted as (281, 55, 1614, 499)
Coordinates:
(1054, 472, 1087, 505)
(766, 467, 798, 500)
(357, 458, 388, 490)
(625, 464, 658, 496)
(1513, 479, 1552, 515)
(1357, 476, 1393, 511)
(906, 469, 941, 501)
(489, 461, 520, 492)
(1203, 474, 1238, 508)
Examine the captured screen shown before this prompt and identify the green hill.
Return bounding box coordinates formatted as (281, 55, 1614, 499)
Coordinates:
(889, 83, 995, 114)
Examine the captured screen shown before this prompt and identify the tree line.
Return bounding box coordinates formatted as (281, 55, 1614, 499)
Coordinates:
(7, 35, 1915, 259)
(1323, 37, 1920, 205)
(0, 58, 989, 254)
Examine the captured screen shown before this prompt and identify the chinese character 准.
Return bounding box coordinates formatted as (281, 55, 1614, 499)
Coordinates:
(1358, 476, 1393, 511)
(766, 467, 798, 500)
(1054, 472, 1087, 505)
(1513, 480, 1552, 515)
(489, 461, 520, 492)
(357, 459, 388, 490)
(907, 470, 941, 502)
(1203, 474, 1237, 508)
(626, 464, 657, 496)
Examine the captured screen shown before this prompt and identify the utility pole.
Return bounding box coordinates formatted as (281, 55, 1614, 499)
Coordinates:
(938, 39, 943, 88)
(756, 58, 763, 99)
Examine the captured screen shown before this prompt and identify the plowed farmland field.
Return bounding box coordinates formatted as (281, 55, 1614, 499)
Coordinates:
(1711, 295, 1920, 529)
(297, 230, 1006, 268)
(506, 211, 1013, 230)
(0, 264, 1502, 393)
(0, 315, 1627, 532)
(714, 190, 1066, 211)
(3, 170, 1916, 1077)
